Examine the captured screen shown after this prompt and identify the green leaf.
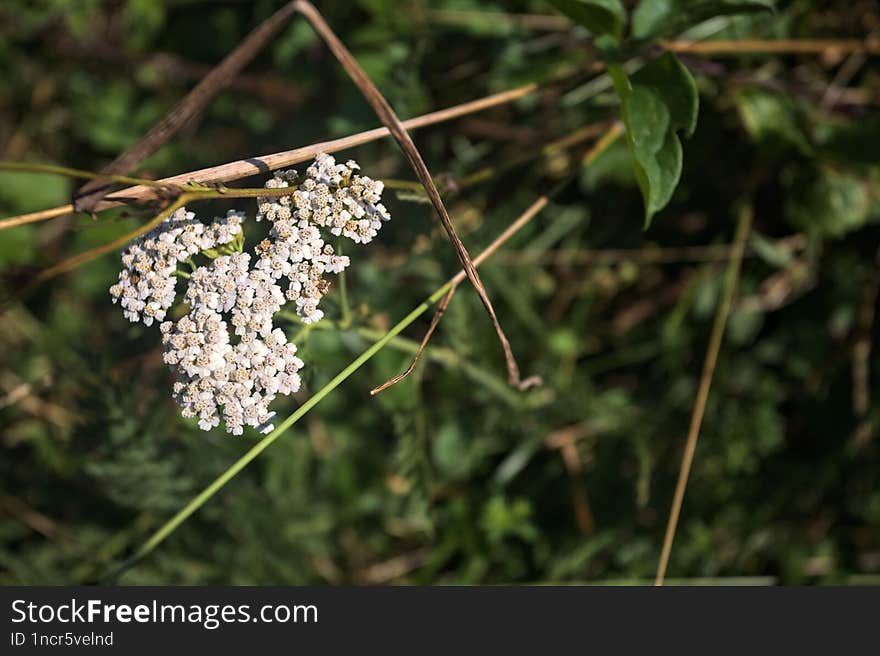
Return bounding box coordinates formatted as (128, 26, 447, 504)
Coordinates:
(626, 87, 671, 156)
(640, 129, 684, 217)
(633, 0, 775, 41)
(610, 53, 698, 226)
(545, 0, 626, 40)
(630, 51, 699, 136)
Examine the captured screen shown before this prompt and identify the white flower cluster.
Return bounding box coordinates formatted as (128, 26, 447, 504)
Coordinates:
(109, 208, 244, 326)
(185, 252, 285, 338)
(255, 153, 390, 324)
(109, 153, 391, 435)
(160, 314, 302, 434)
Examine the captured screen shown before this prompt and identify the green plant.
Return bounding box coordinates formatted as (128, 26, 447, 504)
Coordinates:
(1, 0, 878, 587)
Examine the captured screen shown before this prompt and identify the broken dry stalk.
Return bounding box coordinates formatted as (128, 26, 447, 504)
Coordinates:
(370, 283, 459, 395)
(104, 183, 561, 579)
(74, 1, 302, 212)
(293, 0, 532, 390)
(0, 84, 537, 231)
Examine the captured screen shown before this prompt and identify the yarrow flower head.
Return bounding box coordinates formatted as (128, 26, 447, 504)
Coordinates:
(109, 153, 391, 435)
(255, 153, 390, 323)
(109, 208, 244, 326)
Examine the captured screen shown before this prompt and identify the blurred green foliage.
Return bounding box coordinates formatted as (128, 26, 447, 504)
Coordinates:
(1, 0, 879, 585)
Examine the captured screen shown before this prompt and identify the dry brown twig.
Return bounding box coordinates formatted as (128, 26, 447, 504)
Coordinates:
(9, 100, 555, 292)
(6, 1, 541, 391)
(371, 194, 562, 395)
(92, 82, 537, 211)
(73, 1, 302, 213)
(663, 38, 880, 55)
(370, 283, 459, 396)
(421, 7, 880, 58)
(0, 84, 536, 231)
(368, 126, 623, 394)
(545, 424, 595, 536)
(655, 205, 753, 586)
(293, 0, 534, 391)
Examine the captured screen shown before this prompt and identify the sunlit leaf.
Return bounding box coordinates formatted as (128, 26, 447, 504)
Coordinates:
(611, 53, 698, 226)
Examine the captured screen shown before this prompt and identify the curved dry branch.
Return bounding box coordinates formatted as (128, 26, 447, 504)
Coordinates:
(294, 0, 532, 389)
(0, 83, 537, 232)
(74, 1, 302, 213)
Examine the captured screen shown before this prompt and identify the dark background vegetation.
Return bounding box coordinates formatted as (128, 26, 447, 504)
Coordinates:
(1, 0, 879, 584)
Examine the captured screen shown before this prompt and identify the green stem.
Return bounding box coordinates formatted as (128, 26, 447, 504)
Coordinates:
(105, 280, 454, 581)
(0, 161, 171, 188)
(353, 327, 522, 406)
(292, 321, 319, 344)
(606, 62, 631, 98)
(0, 160, 303, 201)
(185, 186, 301, 199)
(101, 122, 622, 581)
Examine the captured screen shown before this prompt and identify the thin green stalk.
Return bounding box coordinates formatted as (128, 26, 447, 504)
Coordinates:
(277, 309, 325, 344)
(105, 280, 453, 581)
(277, 310, 518, 403)
(353, 327, 524, 407)
(292, 321, 319, 344)
(0, 161, 172, 188)
(102, 123, 621, 581)
(26, 196, 191, 293)
(25, 187, 299, 292)
(185, 186, 304, 199)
